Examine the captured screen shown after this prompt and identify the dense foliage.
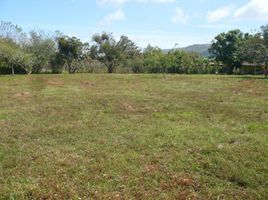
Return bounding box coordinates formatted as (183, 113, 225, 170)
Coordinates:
(0, 21, 268, 75)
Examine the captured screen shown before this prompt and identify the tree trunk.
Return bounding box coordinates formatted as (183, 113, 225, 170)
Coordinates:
(11, 66, 14, 76)
(108, 65, 114, 73)
(69, 65, 78, 74)
(67, 61, 72, 74)
(26, 69, 32, 75)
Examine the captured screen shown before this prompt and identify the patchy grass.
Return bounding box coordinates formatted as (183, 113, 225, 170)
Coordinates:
(0, 74, 268, 199)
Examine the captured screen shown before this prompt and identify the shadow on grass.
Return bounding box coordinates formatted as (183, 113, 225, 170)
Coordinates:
(224, 75, 268, 80)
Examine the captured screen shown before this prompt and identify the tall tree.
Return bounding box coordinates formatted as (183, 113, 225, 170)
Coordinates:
(90, 33, 122, 73)
(260, 25, 268, 77)
(0, 21, 27, 46)
(239, 35, 268, 65)
(0, 39, 34, 75)
(209, 29, 245, 74)
(117, 35, 141, 60)
(143, 45, 165, 73)
(26, 30, 57, 73)
(57, 35, 84, 73)
(90, 33, 140, 73)
(261, 24, 268, 48)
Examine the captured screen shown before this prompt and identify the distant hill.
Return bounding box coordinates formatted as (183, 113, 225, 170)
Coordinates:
(163, 44, 211, 58)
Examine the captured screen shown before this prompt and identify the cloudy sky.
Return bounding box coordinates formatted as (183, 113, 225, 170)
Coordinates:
(0, 0, 268, 48)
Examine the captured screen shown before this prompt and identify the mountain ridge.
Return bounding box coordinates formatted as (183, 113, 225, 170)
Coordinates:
(162, 44, 211, 58)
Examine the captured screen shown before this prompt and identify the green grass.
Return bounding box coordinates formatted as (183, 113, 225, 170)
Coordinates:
(0, 74, 268, 199)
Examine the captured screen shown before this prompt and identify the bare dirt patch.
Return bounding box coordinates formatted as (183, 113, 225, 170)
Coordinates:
(46, 78, 64, 87)
(13, 92, 30, 100)
(80, 81, 95, 89)
(143, 164, 160, 174)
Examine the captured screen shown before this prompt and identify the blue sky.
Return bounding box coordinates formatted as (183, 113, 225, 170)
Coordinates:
(0, 0, 268, 48)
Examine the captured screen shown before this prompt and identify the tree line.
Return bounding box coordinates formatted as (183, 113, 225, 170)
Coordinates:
(0, 21, 268, 76)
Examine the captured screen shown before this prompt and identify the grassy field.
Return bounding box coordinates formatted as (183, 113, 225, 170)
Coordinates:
(0, 74, 268, 199)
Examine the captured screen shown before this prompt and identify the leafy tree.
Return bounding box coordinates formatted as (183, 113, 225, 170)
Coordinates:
(239, 35, 268, 66)
(166, 49, 185, 73)
(209, 29, 245, 74)
(90, 33, 121, 73)
(0, 21, 28, 75)
(57, 35, 84, 73)
(117, 35, 141, 63)
(0, 39, 19, 75)
(181, 52, 201, 74)
(0, 21, 27, 46)
(126, 56, 144, 73)
(143, 45, 165, 73)
(90, 33, 140, 73)
(260, 25, 268, 77)
(238, 31, 268, 76)
(26, 30, 57, 73)
(0, 39, 34, 75)
(50, 52, 65, 73)
(261, 24, 268, 48)
(142, 46, 204, 74)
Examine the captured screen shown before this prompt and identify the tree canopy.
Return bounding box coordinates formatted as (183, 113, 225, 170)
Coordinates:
(57, 35, 86, 74)
(90, 33, 140, 73)
(209, 30, 245, 74)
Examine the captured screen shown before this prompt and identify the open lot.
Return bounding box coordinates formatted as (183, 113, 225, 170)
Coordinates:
(0, 74, 268, 199)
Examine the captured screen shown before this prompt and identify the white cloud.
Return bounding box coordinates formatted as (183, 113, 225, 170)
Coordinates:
(97, 0, 175, 25)
(207, 5, 236, 23)
(172, 7, 188, 24)
(234, 0, 268, 20)
(99, 9, 125, 26)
